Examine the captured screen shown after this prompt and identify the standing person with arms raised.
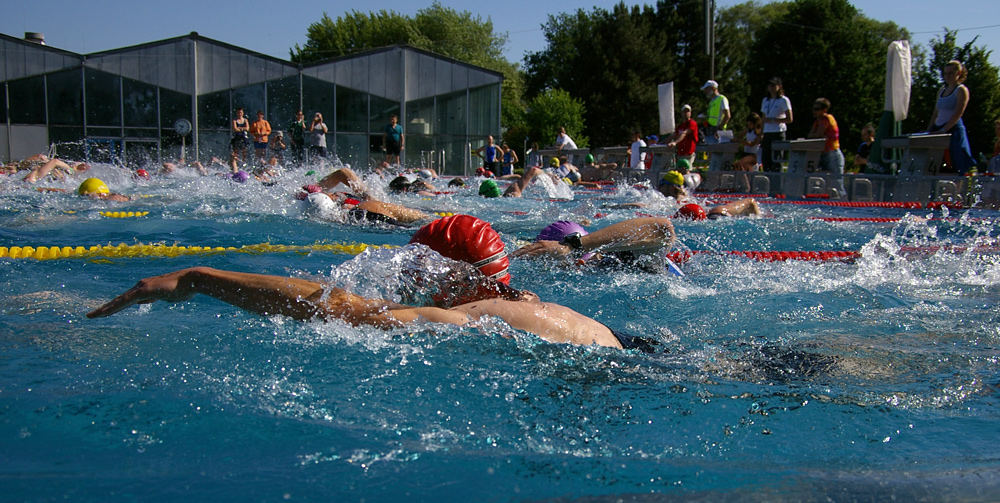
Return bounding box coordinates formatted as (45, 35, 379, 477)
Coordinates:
(287, 110, 307, 165)
(383, 114, 404, 166)
(927, 60, 976, 173)
(760, 77, 793, 172)
(808, 98, 847, 199)
(309, 112, 329, 160)
(701, 80, 731, 171)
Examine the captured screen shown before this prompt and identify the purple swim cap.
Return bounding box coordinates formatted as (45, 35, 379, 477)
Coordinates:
(536, 221, 588, 242)
(537, 221, 594, 261)
(232, 170, 250, 183)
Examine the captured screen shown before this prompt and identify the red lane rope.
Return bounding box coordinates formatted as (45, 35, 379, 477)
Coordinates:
(809, 216, 988, 222)
(665, 245, 1000, 264)
(810, 217, 901, 222)
(665, 250, 861, 263)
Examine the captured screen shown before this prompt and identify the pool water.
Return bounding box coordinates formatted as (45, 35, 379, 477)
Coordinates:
(2, 162, 1000, 501)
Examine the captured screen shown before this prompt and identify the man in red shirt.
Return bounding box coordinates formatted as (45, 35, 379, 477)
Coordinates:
(668, 104, 699, 167)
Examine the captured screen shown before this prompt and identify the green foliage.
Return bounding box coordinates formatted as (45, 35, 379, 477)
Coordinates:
(745, 0, 907, 151)
(525, 1, 710, 146)
(905, 30, 1000, 160)
(522, 89, 588, 148)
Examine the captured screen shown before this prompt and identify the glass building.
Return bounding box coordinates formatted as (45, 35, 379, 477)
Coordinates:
(0, 32, 502, 174)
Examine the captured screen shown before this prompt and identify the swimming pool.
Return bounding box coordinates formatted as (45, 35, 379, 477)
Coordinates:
(2, 162, 999, 501)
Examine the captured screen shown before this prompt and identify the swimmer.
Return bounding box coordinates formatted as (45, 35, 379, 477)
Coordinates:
(579, 153, 620, 181)
(88, 215, 656, 351)
(298, 184, 432, 226)
(19, 157, 90, 183)
(478, 179, 502, 198)
(502, 164, 578, 198)
(161, 157, 209, 176)
(511, 217, 676, 268)
(658, 170, 760, 219)
(314, 166, 371, 197)
(388, 175, 436, 196)
(673, 158, 701, 191)
(38, 177, 130, 202)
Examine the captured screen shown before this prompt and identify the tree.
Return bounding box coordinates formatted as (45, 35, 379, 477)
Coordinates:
(905, 30, 1000, 162)
(745, 0, 908, 153)
(525, 1, 711, 147)
(522, 89, 588, 149)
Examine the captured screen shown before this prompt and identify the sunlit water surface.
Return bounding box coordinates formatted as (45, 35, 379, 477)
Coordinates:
(2, 161, 999, 501)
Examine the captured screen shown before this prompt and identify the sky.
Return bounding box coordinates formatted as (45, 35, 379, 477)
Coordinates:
(2, 0, 998, 68)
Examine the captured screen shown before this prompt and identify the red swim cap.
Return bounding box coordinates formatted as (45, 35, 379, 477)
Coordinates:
(675, 203, 708, 220)
(410, 214, 510, 284)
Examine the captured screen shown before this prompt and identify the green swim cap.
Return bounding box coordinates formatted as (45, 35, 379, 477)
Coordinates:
(479, 179, 501, 198)
(586, 153, 595, 164)
(661, 170, 684, 187)
(676, 158, 692, 170)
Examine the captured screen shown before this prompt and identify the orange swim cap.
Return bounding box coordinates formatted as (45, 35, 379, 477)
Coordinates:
(410, 214, 510, 284)
(675, 203, 707, 220)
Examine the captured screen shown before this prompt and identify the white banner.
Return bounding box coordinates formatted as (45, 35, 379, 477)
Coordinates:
(658, 82, 675, 135)
(885, 40, 911, 121)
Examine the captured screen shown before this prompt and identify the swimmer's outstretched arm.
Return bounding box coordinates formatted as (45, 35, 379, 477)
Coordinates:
(87, 266, 470, 328)
(513, 217, 675, 258)
(317, 167, 368, 195)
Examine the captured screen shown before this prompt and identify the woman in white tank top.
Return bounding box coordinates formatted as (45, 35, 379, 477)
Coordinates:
(927, 60, 976, 173)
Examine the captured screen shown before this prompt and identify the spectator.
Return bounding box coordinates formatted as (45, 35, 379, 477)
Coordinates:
(474, 135, 502, 176)
(701, 80, 732, 171)
(309, 113, 328, 159)
(287, 111, 307, 164)
(628, 132, 647, 171)
(760, 77, 793, 172)
(249, 111, 271, 164)
(383, 114, 404, 166)
(852, 123, 876, 173)
(231, 108, 250, 165)
(667, 104, 699, 168)
(927, 60, 976, 173)
(808, 98, 847, 199)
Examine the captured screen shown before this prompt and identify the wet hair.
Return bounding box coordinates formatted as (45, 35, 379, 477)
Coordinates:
(388, 176, 412, 192)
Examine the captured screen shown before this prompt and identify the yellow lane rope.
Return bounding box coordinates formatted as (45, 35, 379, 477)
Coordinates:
(0, 242, 398, 260)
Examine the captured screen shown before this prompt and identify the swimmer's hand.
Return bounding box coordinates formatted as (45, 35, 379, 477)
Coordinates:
(87, 269, 198, 318)
(511, 240, 572, 258)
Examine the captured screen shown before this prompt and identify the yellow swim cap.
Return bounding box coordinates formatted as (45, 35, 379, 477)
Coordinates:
(78, 178, 110, 196)
(661, 170, 684, 187)
(550, 157, 560, 167)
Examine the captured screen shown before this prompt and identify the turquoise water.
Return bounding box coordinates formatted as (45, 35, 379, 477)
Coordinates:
(2, 163, 1000, 501)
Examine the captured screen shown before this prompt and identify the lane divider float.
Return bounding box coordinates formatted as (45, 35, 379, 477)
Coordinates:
(100, 211, 150, 218)
(0, 242, 397, 261)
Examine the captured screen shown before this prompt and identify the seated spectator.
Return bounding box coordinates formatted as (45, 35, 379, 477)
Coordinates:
(851, 123, 876, 173)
